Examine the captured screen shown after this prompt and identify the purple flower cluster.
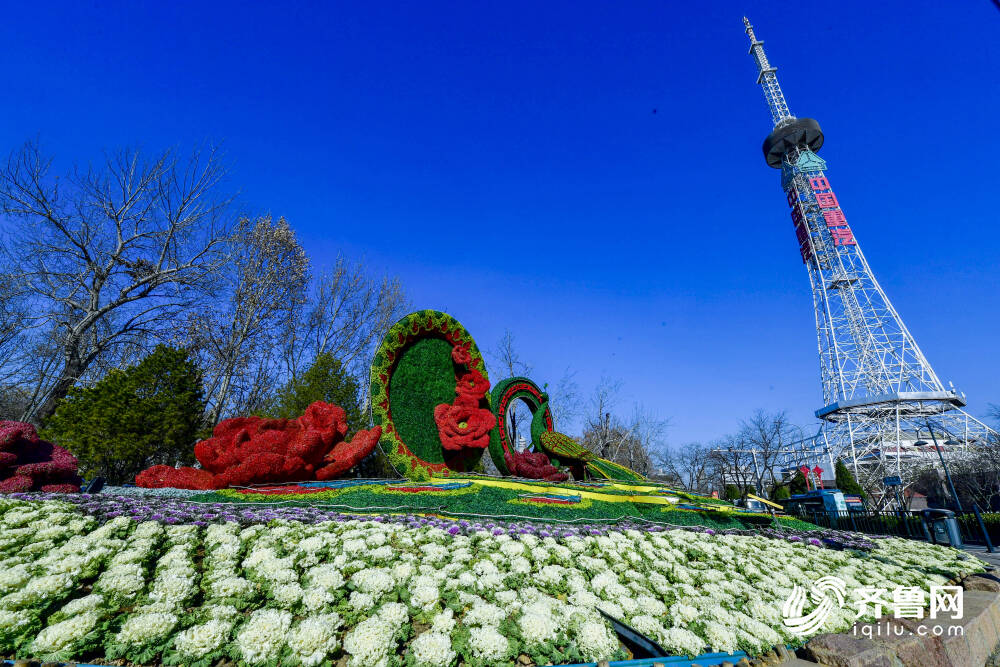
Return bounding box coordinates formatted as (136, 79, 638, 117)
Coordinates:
(752, 526, 878, 551)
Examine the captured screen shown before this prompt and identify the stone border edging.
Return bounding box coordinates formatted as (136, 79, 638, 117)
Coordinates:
(778, 570, 1000, 667)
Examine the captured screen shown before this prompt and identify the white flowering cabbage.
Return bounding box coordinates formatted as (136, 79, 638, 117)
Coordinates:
(0, 497, 986, 666)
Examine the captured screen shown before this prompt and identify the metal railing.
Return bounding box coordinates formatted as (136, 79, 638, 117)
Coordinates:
(791, 504, 996, 552)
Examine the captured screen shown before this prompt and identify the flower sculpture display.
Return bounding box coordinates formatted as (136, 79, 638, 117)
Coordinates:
(0, 420, 82, 493)
(135, 402, 381, 489)
(370, 310, 494, 478)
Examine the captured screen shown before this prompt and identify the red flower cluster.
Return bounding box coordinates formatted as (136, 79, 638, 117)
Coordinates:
(135, 402, 382, 489)
(434, 346, 496, 451)
(455, 370, 490, 405)
(451, 343, 472, 365)
(0, 420, 82, 493)
(503, 450, 568, 483)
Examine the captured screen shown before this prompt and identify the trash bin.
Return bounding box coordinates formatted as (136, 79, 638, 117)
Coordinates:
(921, 508, 963, 547)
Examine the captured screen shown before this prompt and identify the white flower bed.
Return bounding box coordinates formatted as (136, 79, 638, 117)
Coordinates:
(0, 497, 983, 666)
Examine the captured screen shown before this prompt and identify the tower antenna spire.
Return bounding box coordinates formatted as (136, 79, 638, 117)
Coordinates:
(743, 16, 793, 128)
(744, 18, 824, 168)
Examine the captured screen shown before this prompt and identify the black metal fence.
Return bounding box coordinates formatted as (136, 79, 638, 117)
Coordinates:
(792, 505, 996, 551)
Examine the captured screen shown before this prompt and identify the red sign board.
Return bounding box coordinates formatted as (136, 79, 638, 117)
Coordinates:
(808, 176, 856, 247)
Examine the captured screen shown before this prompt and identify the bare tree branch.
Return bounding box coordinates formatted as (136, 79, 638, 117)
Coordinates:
(0, 141, 233, 422)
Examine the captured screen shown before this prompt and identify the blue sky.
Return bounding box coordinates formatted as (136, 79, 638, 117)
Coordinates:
(2, 1, 998, 443)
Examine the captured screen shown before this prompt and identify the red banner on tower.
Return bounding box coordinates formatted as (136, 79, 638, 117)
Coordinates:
(808, 176, 857, 247)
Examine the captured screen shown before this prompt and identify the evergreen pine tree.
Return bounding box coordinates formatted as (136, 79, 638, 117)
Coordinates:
(789, 470, 809, 495)
(42, 345, 205, 484)
(269, 353, 363, 431)
(835, 460, 866, 498)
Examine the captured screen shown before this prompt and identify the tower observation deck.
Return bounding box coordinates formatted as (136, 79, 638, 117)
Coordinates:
(741, 18, 997, 504)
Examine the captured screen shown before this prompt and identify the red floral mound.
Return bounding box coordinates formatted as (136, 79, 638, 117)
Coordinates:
(316, 426, 382, 480)
(503, 450, 568, 483)
(0, 420, 82, 493)
(135, 465, 220, 490)
(136, 401, 380, 489)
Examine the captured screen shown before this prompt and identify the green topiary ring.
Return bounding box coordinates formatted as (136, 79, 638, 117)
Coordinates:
(487, 377, 554, 474)
(370, 310, 490, 479)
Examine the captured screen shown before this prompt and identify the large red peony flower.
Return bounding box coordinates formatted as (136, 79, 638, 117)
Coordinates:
(451, 343, 472, 365)
(433, 402, 495, 451)
(454, 369, 489, 407)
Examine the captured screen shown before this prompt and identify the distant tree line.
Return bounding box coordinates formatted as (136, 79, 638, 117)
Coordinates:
(0, 141, 408, 482)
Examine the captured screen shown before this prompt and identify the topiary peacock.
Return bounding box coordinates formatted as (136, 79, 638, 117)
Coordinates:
(529, 394, 645, 482)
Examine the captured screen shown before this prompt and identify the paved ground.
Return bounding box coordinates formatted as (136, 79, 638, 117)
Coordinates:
(964, 544, 1000, 570)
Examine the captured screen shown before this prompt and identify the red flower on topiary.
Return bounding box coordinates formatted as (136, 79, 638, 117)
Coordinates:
(503, 449, 568, 483)
(451, 344, 472, 365)
(455, 369, 489, 406)
(16, 443, 80, 480)
(0, 421, 40, 450)
(0, 476, 32, 493)
(433, 402, 495, 451)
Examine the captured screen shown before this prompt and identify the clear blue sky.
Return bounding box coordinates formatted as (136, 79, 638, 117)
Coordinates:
(2, 1, 997, 443)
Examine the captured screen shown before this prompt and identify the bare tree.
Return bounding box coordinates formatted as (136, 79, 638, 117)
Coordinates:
(0, 141, 232, 423)
(579, 378, 667, 476)
(707, 432, 760, 499)
(189, 216, 309, 426)
(280, 257, 408, 392)
(547, 367, 581, 430)
(739, 409, 796, 491)
(0, 272, 28, 387)
(489, 329, 532, 379)
(654, 442, 714, 492)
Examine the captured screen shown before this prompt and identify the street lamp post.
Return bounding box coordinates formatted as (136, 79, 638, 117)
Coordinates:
(914, 423, 963, 513)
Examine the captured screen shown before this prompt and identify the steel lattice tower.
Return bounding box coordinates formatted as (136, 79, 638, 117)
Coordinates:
(742, 18, 997, 504)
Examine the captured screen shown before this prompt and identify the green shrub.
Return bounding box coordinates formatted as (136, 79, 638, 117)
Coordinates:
(43, 345, 205, 484)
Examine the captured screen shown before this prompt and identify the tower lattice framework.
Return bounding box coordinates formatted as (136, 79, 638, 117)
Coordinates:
(742, 18, 997, 504)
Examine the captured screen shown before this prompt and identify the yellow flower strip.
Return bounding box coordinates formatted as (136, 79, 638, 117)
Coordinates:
(464, 477, 681, 506)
